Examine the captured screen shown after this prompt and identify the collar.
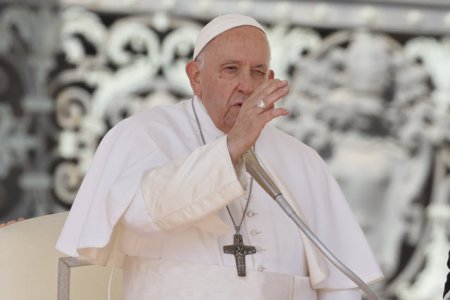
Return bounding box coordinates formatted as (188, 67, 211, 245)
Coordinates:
(192, 95, 226, 142)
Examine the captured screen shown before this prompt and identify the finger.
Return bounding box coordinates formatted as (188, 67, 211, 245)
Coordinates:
(254, 91, 287, 114)
(252, 80, 289, 109)
(261, 78, 288, 91)
(255, 78, 286, 93)
(260, 107, 289, 124)
(259, 79, 288, 99)
(246, 79, 285, 104)
(256, 103, 276, 114)
(261, 84, 289, 108)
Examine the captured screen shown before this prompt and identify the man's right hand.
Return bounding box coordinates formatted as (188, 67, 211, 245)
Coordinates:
(227, 79, 289, 165)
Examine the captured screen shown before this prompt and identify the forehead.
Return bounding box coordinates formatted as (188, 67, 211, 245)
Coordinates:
(202, 26, 270, 63)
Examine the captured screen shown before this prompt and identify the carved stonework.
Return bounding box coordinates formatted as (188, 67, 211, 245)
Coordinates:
(0, 5, 60, 218)
(276, 29, 450, 299)
(50, 9, 200, 205)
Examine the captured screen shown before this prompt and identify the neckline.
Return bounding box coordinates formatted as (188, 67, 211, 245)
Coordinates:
(190, 96, 225, 141)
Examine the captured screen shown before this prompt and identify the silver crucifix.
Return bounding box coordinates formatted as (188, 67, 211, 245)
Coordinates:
(223, 233, 257, 276)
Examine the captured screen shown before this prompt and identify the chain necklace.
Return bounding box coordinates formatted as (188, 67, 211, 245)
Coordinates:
(191, 97, 256, 277)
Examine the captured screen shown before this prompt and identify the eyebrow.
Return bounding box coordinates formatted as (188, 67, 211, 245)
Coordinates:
(220, 61, 268, 69)
(253, 64, 269, 70)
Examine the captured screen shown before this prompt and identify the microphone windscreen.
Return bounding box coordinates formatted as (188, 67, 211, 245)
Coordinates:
(243, 150, 281, 199)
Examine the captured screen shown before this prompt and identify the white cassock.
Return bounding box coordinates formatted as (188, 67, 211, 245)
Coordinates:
(56, 96, 383, 299)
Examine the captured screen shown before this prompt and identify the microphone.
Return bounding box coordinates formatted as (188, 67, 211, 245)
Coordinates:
(243, 149, 379, 300)
(242, 150, 281, 199)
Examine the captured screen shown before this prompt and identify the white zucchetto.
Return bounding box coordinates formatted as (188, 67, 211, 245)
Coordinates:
(193, 14, 266, 59)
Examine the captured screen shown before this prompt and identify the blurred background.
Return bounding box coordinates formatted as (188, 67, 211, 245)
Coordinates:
(0, 0, 449, 298)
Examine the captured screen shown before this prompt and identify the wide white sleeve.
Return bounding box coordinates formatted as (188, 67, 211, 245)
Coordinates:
(317, 288, 361, 300)
(123, 135, 246, 233)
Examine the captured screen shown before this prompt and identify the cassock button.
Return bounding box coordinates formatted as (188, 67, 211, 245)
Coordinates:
(250, 229, 261, 236)
(246, 210, 257, 217)
(257, 265, 266, 272)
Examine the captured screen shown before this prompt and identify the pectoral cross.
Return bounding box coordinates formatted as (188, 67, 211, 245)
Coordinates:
(223, 233, 256, 277)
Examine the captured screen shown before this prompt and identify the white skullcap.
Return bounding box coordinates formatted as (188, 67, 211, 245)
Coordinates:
(193, 14, 266, 60)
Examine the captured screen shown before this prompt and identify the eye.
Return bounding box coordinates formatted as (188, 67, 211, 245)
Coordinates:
(253, 69, 266, 77)
(224, 65, 238, 72)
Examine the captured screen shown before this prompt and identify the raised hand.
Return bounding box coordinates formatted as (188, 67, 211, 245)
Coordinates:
(227, 79, 289, 164)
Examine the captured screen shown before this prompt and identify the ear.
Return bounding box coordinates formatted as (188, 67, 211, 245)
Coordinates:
(186, 60, 202, 97)
(268, 69, 275, 80)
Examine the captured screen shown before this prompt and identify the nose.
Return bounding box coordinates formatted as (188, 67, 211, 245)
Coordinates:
(236, 70, 254, 96)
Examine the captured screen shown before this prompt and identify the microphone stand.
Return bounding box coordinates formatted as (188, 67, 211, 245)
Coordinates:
(243, 150, 379, 300)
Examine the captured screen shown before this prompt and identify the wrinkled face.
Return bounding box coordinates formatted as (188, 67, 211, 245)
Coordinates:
(187, 26, 273, 133)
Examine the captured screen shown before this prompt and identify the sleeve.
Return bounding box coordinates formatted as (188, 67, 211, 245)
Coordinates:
(122, 135, 247, 233)
(56, 120, 246, 265)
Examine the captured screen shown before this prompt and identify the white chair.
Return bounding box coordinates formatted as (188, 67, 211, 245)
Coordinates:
(0, 212, 122, 300)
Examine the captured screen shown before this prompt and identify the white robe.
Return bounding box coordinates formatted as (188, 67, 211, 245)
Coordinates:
(56, 97, 383, 299)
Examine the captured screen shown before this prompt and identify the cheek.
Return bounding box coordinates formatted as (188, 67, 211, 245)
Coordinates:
(254, 76, 267, 87)
(208, 80, 237, 103)
(201, 76, 240, 112)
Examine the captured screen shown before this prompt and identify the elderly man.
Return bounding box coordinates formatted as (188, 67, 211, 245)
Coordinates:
(57, 14, 382, 299)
